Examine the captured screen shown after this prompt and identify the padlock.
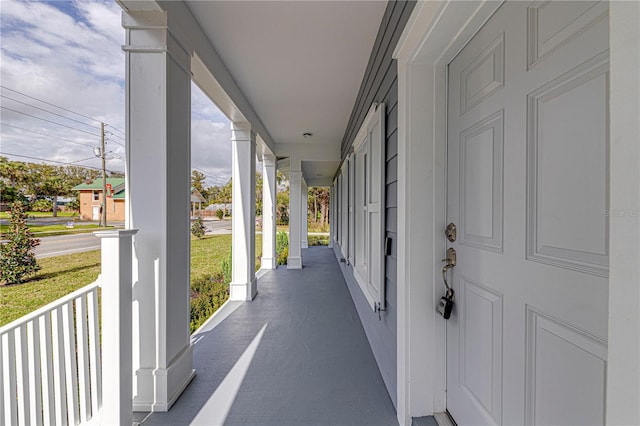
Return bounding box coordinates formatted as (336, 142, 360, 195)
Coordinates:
(436, 289, 454, 320)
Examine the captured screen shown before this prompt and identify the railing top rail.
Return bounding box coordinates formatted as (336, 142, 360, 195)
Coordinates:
(0, 275, 101, 335)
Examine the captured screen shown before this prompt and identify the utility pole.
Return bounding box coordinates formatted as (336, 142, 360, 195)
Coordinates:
(101, 122, 107, 227)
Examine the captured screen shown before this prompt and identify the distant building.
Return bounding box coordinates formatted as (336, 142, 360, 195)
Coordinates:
(73, 179, 208, 222)
(72, 178, 126, 222)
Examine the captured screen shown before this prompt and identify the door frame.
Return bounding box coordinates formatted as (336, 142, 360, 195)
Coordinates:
(394, 1, 640, 425)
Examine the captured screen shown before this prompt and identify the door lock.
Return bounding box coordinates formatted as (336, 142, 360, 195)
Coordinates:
(445, 223, 457, 242)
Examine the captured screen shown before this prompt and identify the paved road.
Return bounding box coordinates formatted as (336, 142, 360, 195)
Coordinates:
(35, 233, 102, 259)
(33, 220, 232, 259)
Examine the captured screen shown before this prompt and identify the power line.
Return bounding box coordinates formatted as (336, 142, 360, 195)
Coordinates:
(105, 123, 125, 135)
(0, 151, 123, 174)
(1, 94, 100, 131)
(105, 130, 124, 140)
(0, 85, 102, 125)
(104, 135, 125, 147)
(0, 122, 97, 148)
(69, 156, 100, 164)
(1, 106, 102, 137)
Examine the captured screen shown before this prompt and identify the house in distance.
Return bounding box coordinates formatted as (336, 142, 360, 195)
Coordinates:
(72, 177, 126, 221)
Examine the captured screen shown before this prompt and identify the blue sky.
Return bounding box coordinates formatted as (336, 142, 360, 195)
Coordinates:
(0, 0, 232, 186)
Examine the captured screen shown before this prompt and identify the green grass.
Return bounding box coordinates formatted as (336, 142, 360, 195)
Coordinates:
(0, 211, 78, 219)
(1, 223, 106, 238)
(0, 250, 101, 326)
(1, 234, 263, 329)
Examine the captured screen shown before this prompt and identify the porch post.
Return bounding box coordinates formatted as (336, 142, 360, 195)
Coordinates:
(230, 122, 257, 300)
(288, 158, 303, 269)
(123, 9, 195, 412)
(95, 229, 137, 425)
(261, 154, 277, 270)
(301, 178, 308, 249)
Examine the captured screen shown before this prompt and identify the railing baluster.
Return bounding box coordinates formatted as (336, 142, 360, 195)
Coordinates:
(27, 320, 43, 426)
(1, 332, 18, 425)
(76, 295, 91, 422)
(0, 280, 102, 426)
(16, 325, 31, 425)
(51, 308, 68, 425)
(87, 287, 102, 416)
(39, 314, 55, 425)
(62, 301, 80, 425)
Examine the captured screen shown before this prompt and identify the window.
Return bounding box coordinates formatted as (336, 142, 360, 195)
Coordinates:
(93, 191, 99, 202)
(352, 103, 386, 310)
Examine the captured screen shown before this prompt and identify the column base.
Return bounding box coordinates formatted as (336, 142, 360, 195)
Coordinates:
(230, 277, 258, 301)
(133, 344, 195, 412)
(260, 256, 277, 270)
(287, 256, 302, 269)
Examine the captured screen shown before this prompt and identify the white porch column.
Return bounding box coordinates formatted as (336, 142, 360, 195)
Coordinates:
(301, 178, 308, 249)
(230, 122, 257, 300)
(261, 155, 277, 270)
(288, 158, 303, 269)
(95, 229, 137, 425)
(123, 10, 194, 412)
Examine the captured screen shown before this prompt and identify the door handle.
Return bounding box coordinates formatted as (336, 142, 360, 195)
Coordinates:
(441, 247, 456, 298)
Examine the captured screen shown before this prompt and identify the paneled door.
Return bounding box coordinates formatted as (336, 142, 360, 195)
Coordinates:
(445, 2, 609, 424)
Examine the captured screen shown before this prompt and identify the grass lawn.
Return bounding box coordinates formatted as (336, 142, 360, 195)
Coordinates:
(1, 223, 107, 238)
(0, 211, 78, 219)
(0, 250, 101, 326)
(0, 234, 263, 329)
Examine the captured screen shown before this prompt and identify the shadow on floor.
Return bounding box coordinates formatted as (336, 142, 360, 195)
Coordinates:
(141, 247, 397, 426)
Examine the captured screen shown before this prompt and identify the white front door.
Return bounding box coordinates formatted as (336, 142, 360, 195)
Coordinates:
(445, 2, 609, 424)
(92, 205, 100, 221)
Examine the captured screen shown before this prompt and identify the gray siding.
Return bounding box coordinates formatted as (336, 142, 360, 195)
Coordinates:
(336, 0, 415, 410)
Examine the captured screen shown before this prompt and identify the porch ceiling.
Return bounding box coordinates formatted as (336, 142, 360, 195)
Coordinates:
(184, 0, 386, 183)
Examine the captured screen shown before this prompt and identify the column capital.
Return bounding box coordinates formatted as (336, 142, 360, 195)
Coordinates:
(94, 229, 139, 239)
(122, 9, 167, 30)
(121, 9, 191, 75)
(260, 152, 277, 166)
(231, 122, 255, 143)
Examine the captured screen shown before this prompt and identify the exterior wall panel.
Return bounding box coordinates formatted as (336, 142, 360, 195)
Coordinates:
(335, 0, 415, 409)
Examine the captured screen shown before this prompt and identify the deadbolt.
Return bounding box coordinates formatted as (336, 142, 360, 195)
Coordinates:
(445, 223, 457, 242)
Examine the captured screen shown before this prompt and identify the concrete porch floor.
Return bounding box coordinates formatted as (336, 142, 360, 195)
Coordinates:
(139, 246, 398, 426)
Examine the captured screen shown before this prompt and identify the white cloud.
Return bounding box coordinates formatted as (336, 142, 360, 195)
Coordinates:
(0, 0, 233, 184)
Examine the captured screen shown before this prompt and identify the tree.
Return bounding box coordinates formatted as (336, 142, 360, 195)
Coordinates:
(0, 202, 40, 285)
(29, 165, 70, 217)
(191, 170, 207, 194)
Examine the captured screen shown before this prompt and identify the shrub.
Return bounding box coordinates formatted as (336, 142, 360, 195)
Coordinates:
(221, 250, 232, 284)
(276, 231, 288, 265)
(0, 202, 40, 285)
(191, 216, 206, 239)
(308, 235, 329, 246)
(189, 273, 229, 333)
(189, 249, 233, 333)
(31, 198, 52, 212)
(277, 246, 289, 266)
(215, 209, 224, 220)
(66, 197, 80, 212)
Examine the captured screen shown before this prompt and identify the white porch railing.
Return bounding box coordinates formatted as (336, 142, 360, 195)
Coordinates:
(1, 229, 137, 426)
(0, 280, 102, 425)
